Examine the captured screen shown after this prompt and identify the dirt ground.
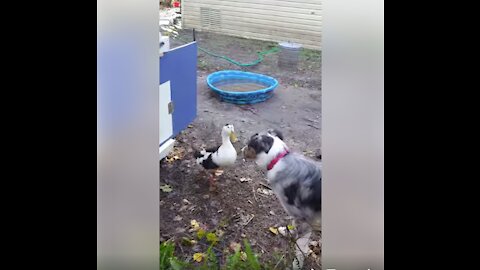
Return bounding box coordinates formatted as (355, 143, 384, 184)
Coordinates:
(160, 30, 322, 269)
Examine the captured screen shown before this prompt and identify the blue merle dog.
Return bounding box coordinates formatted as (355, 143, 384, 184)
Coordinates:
(243, 129, 321, 269)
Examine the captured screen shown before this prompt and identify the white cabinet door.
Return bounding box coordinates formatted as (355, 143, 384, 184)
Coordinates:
(159, 81, 173, 145)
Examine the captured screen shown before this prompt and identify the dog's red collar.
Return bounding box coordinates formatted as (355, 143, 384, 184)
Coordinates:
(267, 149, 289, 171)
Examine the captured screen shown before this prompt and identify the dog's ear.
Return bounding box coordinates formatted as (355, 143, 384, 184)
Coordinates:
(267, 129, 284, 141)
(248, 134, 274, 154)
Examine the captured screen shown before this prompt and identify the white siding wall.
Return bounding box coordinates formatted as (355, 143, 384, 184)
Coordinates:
(182, 0, 322, 50)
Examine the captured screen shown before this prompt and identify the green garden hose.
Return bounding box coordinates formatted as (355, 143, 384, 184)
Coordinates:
(175, 36, 279, 67)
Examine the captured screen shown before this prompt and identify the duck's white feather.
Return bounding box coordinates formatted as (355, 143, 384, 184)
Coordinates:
(211, 139, 236, 167)
(194, 124, 237, 169)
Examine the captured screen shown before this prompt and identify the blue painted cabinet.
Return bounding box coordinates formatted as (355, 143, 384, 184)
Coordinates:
(159, 42, 197, 158)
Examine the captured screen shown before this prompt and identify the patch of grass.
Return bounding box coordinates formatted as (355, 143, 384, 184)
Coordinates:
(160, 216, 313, 270)
(243, 239, 261, 270)
(199, 245, 219, 270)
(265, 42, 278, 49)
(222, 240, 262, 270)
(160, 241, 190, 270)
(300, 48, 322, 61)
(224, 246, 242, 269)
(160, 239, 285, 270)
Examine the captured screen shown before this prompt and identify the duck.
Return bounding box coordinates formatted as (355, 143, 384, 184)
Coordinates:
(194, 124, 238, 191)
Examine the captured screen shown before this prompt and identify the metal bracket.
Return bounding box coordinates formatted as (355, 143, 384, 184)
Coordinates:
(168, 101, 174, 114)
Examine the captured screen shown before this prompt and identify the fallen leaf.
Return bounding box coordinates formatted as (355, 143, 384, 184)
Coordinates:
(269, 227, 279, 235)
(193, 253, 204, 263)
(240, 251, 247, 261)
(215, 229, 225, 238)
(269, 211, 276, 215)
(173, 215, 183, 221)
(278, 226, 287, 236)
(178, 205, 188, 212)
(287, 224, 295, 231)
(190, 220, 200, 230)
(215, 170, 224, 176)
(160, 184, 173, 193)
(182, 199, 191, 205)
(241, 233, 246, 238)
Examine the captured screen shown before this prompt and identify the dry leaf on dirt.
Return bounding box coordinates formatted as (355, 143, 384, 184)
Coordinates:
(215, 229, 225, 238)
(240, 251, 247, 261)
(166, 147, 185, 162)
(269, 227, 279, 235)
(160, 184, 173, 193)
(190, 220, 200, 230)
(215, 170, 224, 176)
(193, 253, 204, 262)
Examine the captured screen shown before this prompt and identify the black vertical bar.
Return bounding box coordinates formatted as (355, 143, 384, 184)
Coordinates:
(193, 28, 196, 41)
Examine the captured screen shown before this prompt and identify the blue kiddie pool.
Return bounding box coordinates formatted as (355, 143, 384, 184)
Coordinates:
(207, 70, 279, 104)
